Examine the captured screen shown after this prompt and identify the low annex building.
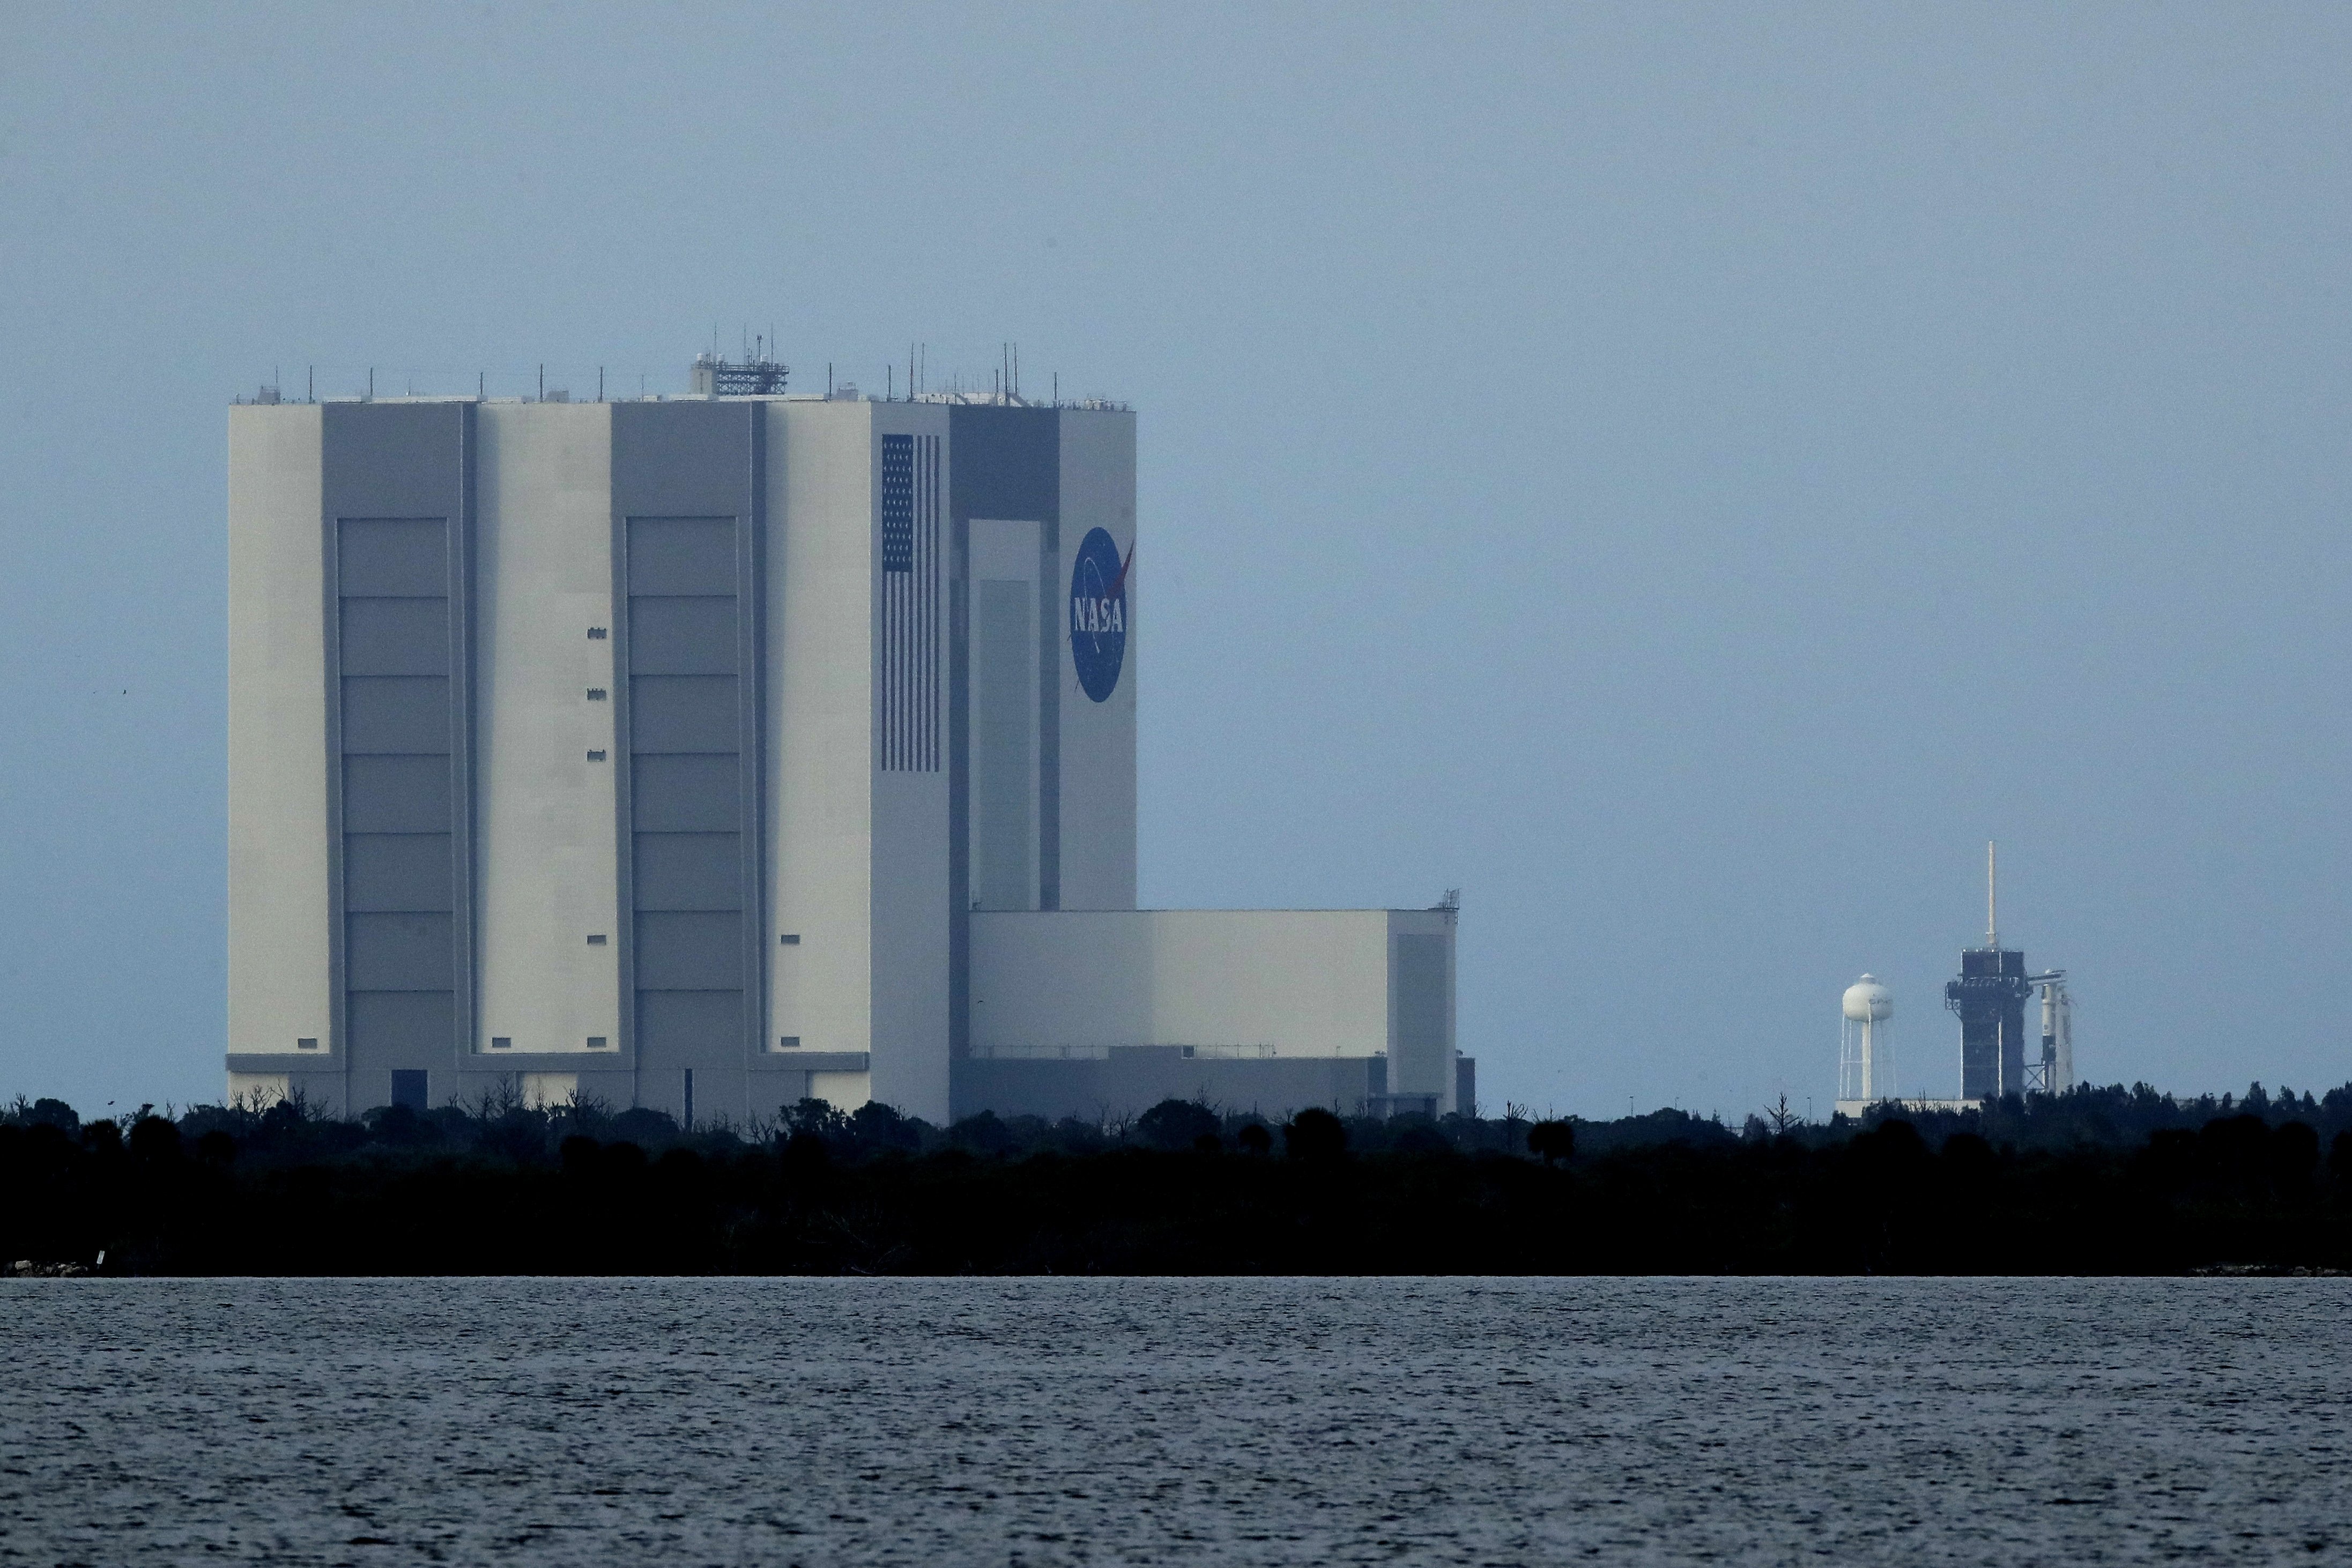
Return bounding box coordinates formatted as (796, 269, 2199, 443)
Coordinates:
(225, 359, 1464, 1125)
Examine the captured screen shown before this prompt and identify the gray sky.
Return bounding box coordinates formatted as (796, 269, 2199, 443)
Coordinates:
(3, 2, 2347, 1119)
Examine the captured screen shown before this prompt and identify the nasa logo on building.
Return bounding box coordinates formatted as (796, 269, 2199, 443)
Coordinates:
(1069, 526, 1130, 702)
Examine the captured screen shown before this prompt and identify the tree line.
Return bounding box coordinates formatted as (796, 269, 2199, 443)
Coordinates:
(3, 1081, 2348, 1275)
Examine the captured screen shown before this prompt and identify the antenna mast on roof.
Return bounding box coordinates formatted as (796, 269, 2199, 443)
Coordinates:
(1986, 841, 1998, 950)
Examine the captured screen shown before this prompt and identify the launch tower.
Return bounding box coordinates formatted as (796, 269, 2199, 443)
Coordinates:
(1944, 843, 2031, 1100)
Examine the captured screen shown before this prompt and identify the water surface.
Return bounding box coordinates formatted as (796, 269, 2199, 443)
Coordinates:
(2, 1278, 2343, 1563)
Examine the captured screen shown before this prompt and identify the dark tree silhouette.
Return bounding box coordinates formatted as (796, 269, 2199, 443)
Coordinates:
(1136, 1099, 1220, 1151)
(9, 1080, 2352, 1276)
(850, 1101, 921, 1151)
(129, 1116, 181, 1163)
(948, 1110, 1011, 1154)
(1528, 1120, 1575, 1166)
(783, 1098, 846, 1139)
(1283, 1108, 1347, 1161)
(2274, 1120, 2319, 1199)
(781, 1130, 830, 1178)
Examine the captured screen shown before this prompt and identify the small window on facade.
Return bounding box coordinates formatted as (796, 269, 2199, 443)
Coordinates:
(587, 627, 607, 640)
(587, 1036, 609, 1050)
(587, 688, 607, 700)
(777, 1036, 801, 1050)
(587, 934, 607, 946)
(778, 933, 800, 946)
(297, 1037, 318, 1051)
(587, 749, 606, 762)
(490, 1036, 511, 1050)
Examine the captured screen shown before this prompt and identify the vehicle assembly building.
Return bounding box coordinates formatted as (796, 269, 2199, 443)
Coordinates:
(226, 356, 1463, 1126)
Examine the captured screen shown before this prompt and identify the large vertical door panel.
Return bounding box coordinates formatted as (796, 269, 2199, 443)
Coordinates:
(611, 404, 763, 1119)
(322, 399, 474, 1113)
(336, 517, 459, 1094)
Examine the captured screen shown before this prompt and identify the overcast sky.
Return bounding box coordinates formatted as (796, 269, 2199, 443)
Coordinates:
(3, 2, 2348, 1119)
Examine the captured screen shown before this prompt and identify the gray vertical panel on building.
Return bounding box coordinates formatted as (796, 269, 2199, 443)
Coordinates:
(336, 518, 454, 1065)
(926, 436, 941, 775)
(338, 677, 451, 751)
(945, 407, 1060, 916)
(338, 517, 454, 594)
(626, 516, 743, 1057)
(627, 597, 739, 671)
(344, 912, 457, 989)
(1391, 934, 1450, 1096)
(947, 517, 972, 1089)
(342, 755, 452, 830)
(630, 675, 741, 752)
(630, 833, 743, 910)
(629, 754, 741, 830)
(350, 993, 457, 1047)
(611, 403, 762, 1101)
(322, 400, 473, 1109)
(342, 833, 455, 910)
(338, 598, 450, 673)
(637, 991, 744, 1046)
(633, 910, 748, 988)
(1037, 510, 1060, 909)
(974, 579, 1034, 911)
(946, 408, 1059, 541)
(947, 409, 1059, 1112)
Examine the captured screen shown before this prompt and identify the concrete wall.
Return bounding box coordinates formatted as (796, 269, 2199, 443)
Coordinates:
(766, 401, 872, 1067)
(1053, 410, 1137, 911)
(969, 909, 1452, 1068)
(760, 403, 880, 1115)
(224, 1071, 292, 1109)
(473, 404, 622, 1058)
(964, 908, 1457, 1120)
(961, 1049, 1383, 1123)
(863, 403, 952, 1123)
(1384, 909, 1458, 1109)
(226, 405, 332, 1077)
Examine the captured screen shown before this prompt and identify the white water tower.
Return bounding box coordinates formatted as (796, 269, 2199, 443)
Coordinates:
(1838, 975, 1893, 1110)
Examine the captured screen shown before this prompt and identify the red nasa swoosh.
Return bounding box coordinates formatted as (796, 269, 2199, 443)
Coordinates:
(1104, 542, 1134, 601)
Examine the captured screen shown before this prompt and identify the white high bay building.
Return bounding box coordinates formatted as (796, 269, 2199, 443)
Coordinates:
(226, 361, 1464, 1125)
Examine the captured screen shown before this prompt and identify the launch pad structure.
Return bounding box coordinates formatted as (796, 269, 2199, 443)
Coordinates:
(1941, 843, 2071, 1104)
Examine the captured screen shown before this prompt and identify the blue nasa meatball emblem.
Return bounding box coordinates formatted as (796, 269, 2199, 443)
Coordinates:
(1068, 526, 1130, 703)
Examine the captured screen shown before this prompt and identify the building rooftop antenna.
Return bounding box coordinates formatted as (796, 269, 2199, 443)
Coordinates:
(1986, 840, 1998, 951)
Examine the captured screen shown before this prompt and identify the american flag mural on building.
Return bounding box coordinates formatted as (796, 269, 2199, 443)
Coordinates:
(879, 432, 941, 771)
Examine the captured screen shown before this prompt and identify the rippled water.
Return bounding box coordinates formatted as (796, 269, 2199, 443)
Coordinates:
(1, 1278, 2344, 1564)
